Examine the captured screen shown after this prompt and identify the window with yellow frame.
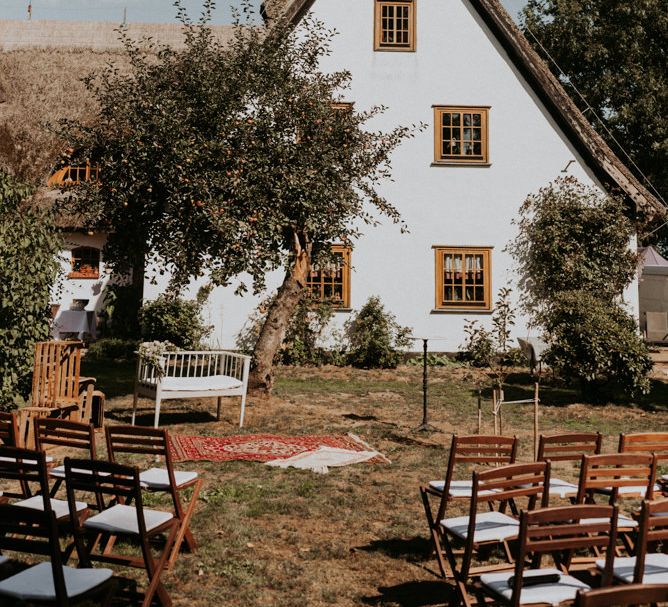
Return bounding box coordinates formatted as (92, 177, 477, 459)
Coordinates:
(306, 245, 351, 308)
(434, 247, 492, 311)
(374, 0, 416, 51)
(434, 106, 489, 164)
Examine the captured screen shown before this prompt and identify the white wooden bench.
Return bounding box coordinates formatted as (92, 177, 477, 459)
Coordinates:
(132, 350, 250, 428)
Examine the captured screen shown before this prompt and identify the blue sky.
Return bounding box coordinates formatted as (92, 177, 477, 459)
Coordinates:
(0, 0, 528, 24)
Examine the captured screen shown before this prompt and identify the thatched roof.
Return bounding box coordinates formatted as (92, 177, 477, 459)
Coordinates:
(262, 0, 664, 217)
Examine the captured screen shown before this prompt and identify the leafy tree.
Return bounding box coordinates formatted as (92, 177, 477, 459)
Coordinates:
(61, 1, 415, 392)
(522, 1, 668, 235)
(0, 171, 61, 409)
(508, 177, 651, 398)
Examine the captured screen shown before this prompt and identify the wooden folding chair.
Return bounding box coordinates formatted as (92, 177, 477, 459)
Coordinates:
(618, 432, 668, 496)
(575, 453, 658, 553)
(441, 461, 551, 607)
(105, 425, 202, 570)
(64, 457, 178, 607)
(593, 498, 668, 587)
(477, 504, 619, 607)
(576, 584, 668, 607)
(420, 434, 518, 577)
(0, 445, 88, 521)
(34, 418, 97, 500)
(537, 432, 603, 500)
(0, 411, 19, 447)
(0, 504, 115, 606)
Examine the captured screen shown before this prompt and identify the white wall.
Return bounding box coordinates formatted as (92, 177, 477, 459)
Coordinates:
(147, 0, 638, 351)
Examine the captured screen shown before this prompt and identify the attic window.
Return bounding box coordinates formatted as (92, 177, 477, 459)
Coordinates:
(374, 1, 416, 52)
(434, 106, 489, 165)
(69, 247, 100, 279)
(48, 162, 100, 187)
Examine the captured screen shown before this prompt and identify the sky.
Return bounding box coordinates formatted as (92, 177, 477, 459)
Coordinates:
(0, 0, 528, 24)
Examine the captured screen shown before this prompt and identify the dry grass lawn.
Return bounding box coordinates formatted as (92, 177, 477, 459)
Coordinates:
(8, 362, 668, 606)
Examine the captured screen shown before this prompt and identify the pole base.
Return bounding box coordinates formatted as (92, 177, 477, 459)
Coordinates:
(412, 422, 438, 433)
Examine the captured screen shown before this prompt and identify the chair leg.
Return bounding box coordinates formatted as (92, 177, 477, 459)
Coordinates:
(132, 390, 139, 426)
(153, 397, 162, 429)
(166, 478, 202, 570)
(141, 523, 177, 607)
(419, 486, 448, 578)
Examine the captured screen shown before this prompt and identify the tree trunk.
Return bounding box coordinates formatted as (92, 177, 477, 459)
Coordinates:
(249, 235, 311, 394)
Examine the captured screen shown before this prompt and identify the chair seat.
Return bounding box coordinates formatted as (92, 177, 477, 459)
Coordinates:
(428, 479, 497, 498)
(545, 477, 579, 498)
(595, 553, 668, 584)
(595, 483, 661, 497)
(0, 556, 7, 565)
(0, 455, 54, 464)
(442, 511, 520, 543)
(581, 514, 638, 529)
(49, 465, 111, 479)
(84, 504, 173, 535)
(0, 561, 112, 601)
(140, 467, 199, 490)
(481, 567, 590, 606)
(15, 495, 87, 520)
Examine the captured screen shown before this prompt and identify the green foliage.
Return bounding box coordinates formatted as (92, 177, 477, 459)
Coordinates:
(100, 284, 141, 338)
(236, 293, 341, 366)
(85, 337, 139, 361)
(406, 353, 459, 368)
(509, 177, 652, 399)
(344, 296, 412, 369)
(542, 291, 652, 399)
(522, 1, 667, 226)
(0, 171, 61, 410)
(461, 321, 495, 368)
(508, 177, 637, 315)
(139, 294, 212, 349)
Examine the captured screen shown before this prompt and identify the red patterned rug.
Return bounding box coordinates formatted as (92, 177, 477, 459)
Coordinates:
(169, 433, 387, 464)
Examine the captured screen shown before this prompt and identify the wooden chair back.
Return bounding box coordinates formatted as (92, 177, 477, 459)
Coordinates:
(0, 505, 69, 600)
(473, 461, 550, 511)
(576, 584, 668, 607)
(619, 432, 668, 464)
(576, 453, 657, 504)
(632, 498, 668, 584)
(31, 340, 82, 409)
(537, 432, 602, 462)
(0, 412, 18, 446)
(507, 504, 619, 607)
(34, 418, 96, 458)
(0, 445, 50, 501)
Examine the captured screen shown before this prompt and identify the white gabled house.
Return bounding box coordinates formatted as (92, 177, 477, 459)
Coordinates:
(144, 0, 661, 350)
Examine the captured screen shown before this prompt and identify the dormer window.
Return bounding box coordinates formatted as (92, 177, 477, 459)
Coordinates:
(374, 1, 416, 52)
(48, 161, 100, 187)
(69, 247, 100, 279)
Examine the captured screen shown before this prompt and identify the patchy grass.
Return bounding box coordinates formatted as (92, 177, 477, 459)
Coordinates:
(26, 362, 668, 605)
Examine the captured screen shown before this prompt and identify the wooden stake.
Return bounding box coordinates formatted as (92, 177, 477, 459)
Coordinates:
(492, 389, 498, 435)
(477, 388, 482, 434)
(533, 382, 539, 459)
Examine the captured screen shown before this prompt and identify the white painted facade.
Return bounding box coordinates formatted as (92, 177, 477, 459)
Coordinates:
(139, 0, 639, 350)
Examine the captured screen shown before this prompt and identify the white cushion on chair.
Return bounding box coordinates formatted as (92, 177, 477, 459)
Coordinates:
(441, 511, 519, 543)
(480, 568, 590, 606)
(428, 479, 497, 498)
(84, 504, 172, 534)
(595, 553, 668, 583)
(545, 477, 579, 498)
(0, 556, 7, 565)
(140, 467, 198, 490)
(15, 496, 87, 519)
(49, 465, 110, 479)
(581, 514, 638, 528)
(0, 561, 112, 601)
(595, 483, 661, 496)
(0, 455, 54, 464)
(161, 375, 242, 391)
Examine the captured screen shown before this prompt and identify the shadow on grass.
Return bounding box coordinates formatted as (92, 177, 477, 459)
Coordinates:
(356, 536, 432, 561)
(81, 359, 136, 399)
(360, 580, 453, 606)
(107, 408, 218, 426)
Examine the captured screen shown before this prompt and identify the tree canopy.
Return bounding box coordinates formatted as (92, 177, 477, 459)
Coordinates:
(522, 1, 668, 227)
(61, 1, 416, 390)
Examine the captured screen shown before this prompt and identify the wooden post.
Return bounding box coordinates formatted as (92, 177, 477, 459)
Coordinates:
(533, 382, 539, 459)
(492, 389, 498, 435)
(477, 388, 482, 434)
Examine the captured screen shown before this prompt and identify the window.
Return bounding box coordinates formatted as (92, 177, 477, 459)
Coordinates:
(374, 1, 416, 52)
(48, 162, 100, 187)
(306, 245, 351, 308)
(434, 107, 489, 164)
(69, 247, 100, 279)
(434, 247, 491, 311)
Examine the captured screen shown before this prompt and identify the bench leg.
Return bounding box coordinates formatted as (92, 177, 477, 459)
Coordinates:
(153, 397, 162, 428)
(239, 393, 246, 428)
(216, 397, 222, 421)
(132, 389, 139, 426)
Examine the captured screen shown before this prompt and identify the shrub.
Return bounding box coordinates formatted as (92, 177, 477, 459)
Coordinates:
(86, 338, 139, 361)
(541, 290, 652, 399)
(344, 296, 412, 369)
(0, 172, 61, 410)
(139, 294, 212, 349)
(100, 284, 141, 338)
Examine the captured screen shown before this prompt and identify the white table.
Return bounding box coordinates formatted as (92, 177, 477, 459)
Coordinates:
(54, 310, 96, 339)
